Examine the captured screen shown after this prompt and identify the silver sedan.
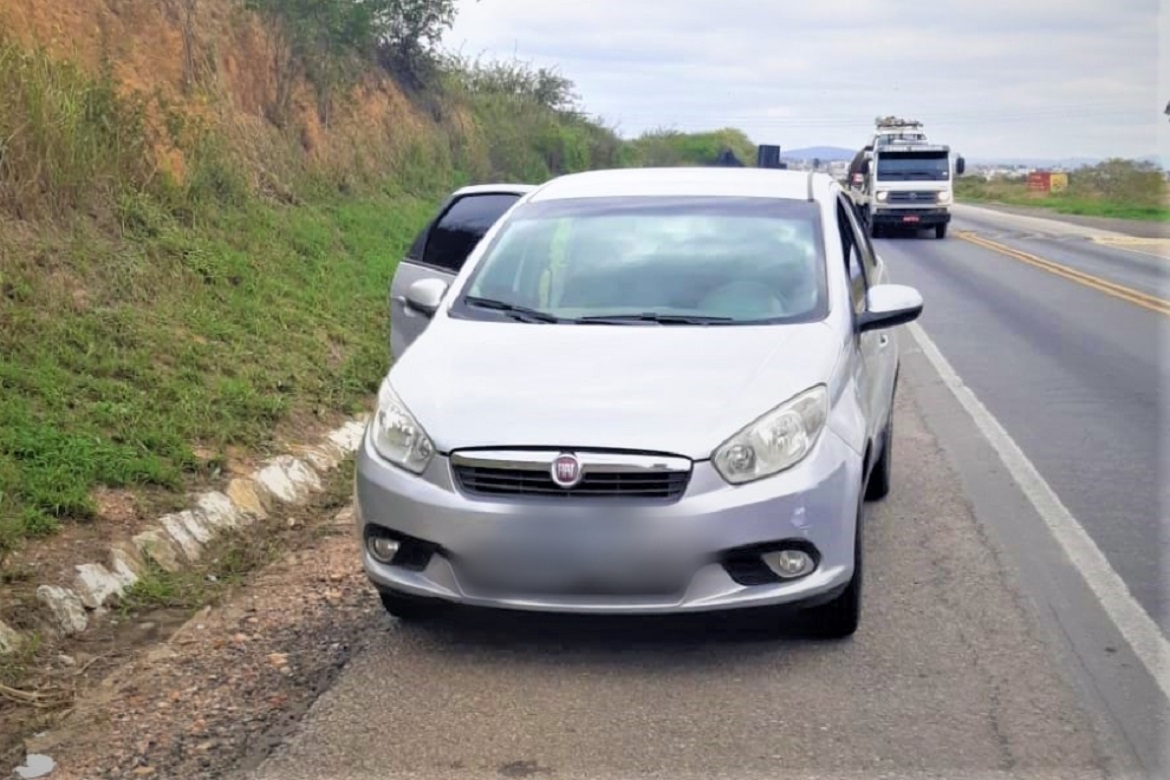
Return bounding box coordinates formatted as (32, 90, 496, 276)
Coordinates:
(355, 167, 923, 638)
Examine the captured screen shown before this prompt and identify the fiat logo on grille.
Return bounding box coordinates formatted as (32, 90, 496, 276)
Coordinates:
(550, 453, 583, 488)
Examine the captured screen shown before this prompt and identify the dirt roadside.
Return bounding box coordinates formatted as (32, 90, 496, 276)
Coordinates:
(4, 498, 386, 779)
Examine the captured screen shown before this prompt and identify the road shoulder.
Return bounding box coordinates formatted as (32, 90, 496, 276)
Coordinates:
(900, 330, 1162, 777)
(957, 202, 1167, 240)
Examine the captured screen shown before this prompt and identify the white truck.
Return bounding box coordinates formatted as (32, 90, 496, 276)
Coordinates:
(847, 119, 965, 239)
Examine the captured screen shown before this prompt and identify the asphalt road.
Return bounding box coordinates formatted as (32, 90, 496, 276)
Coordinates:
(877, 204, 1168, 630)
(235, 204, 1166, 780)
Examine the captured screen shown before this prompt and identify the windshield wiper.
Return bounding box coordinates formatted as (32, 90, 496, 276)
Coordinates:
(574, 312, 735, 325)
(464, 296, 561, 323)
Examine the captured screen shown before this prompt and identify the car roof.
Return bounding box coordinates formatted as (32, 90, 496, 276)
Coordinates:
(452, 183, 537, 197)
(529, 167, 831, 203)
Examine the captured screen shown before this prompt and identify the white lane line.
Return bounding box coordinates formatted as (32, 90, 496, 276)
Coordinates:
(907, 322, 1170, 701)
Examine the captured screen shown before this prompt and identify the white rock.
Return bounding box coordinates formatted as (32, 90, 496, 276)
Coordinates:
(159, 513, 204, 561)
(109, 545, 143, 585)
(0, 619, 22, 653)
(329, 419, 367, 453)
(132, 530, 183, 572)
(36, 586, 88, 635)
(255, 459, 301, 503)
(73, 563, 127, 609)
(14, 753, 56, 779)
(178, 509, 215, 543)
(255, 456, 321, 504)
(302, 447, 340, 473)
(197, 491, 241, 529)
(284, 457, 323, 492)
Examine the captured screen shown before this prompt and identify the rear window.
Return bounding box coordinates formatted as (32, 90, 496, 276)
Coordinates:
(452, 196, 828, 325)
(418, 193, 522, 272)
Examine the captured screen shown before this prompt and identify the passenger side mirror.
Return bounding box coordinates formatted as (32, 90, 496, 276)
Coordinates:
(857, 284, 923, 332)
(404, 278, 449, 318)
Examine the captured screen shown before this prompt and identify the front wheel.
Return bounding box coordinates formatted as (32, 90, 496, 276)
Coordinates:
(805, 507, 863, 639)
(935, 223, 948, 239)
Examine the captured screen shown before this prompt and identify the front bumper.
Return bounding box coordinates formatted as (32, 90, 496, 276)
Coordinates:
(872, 207, 951, 227)
(354, 428, 862, 614)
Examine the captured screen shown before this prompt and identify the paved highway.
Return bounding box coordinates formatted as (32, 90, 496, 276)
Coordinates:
(879, 204, 1168, 629)
(238, 205, 1166, 780)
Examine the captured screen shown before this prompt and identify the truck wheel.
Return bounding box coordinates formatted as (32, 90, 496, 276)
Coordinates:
(935, 223, 948, 239)
(869, 222, 883, 239)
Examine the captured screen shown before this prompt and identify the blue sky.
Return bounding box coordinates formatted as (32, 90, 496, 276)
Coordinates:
(446, 0, 1163, 162)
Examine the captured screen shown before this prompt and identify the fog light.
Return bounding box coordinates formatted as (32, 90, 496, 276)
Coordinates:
(367, 535, 400, 564)
(761, 549, 815, 579)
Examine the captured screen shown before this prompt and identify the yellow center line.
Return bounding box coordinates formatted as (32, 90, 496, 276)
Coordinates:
(956, 231, 1170, 318)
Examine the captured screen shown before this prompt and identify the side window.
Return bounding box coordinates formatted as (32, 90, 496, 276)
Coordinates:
(836, 198, 868, 314)
(405, 225, 429, 261)
(419, 193, 521, 273)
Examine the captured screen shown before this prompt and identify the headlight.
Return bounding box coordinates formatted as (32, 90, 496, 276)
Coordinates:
(372, 379, 435, 474)
(876, 191, 889, 202)
(712, 386, 829, 485)
(937, 191, 952, 203)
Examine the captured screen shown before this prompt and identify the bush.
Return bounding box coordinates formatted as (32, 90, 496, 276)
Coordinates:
(1070, 159, 1165, 207)
(0, 41, 153, 219)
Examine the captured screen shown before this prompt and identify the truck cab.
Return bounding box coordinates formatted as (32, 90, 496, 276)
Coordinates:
(848, 123, 965, 239)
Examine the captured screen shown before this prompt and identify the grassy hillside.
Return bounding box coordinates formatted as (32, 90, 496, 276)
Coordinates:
(0, 1, 755, 561)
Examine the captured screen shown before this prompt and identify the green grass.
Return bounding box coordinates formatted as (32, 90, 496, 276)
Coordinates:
(0, 189, 440, 559)
(956, 177, 1170, 223)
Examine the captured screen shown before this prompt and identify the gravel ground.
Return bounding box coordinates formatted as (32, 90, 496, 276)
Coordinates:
(14, 507, 383, 780)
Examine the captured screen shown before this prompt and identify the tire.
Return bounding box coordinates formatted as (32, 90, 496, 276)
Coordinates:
(865, 410, 893, 501)
(869, 221, 883, 239)
(379, 590, 448, 622)
(806, 505, 863, 639)
(935, 223, 948, 239)
(865, 370, 898, 501)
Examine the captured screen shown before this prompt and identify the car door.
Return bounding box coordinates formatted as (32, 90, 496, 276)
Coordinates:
(843, 194, 898, 428)
(835, 195, 883, 453)
(389, 186, 533, 360)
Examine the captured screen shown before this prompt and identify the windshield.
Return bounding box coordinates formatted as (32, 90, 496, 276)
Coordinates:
(452, 196, 827, 326)
(875, 152, 950, 181)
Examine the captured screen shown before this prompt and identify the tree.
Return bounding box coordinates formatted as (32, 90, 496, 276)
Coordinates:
(375, 0, 465, 88)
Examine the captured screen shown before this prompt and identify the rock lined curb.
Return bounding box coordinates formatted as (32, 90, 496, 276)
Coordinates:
(0, 416, 369, 654)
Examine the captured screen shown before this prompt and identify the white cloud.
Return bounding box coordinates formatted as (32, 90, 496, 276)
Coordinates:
(446, 0, 1161, 160)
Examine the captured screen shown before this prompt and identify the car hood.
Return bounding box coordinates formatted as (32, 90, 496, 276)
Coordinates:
(390, 318, 843, 460)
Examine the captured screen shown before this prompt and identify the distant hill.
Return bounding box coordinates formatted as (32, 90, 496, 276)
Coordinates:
(782, 146, 856, 163)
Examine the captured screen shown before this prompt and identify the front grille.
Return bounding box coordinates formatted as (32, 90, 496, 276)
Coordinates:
(887, 191, 937, 203)
(458, 571, 686, 598)
(454, 465, 690, 500)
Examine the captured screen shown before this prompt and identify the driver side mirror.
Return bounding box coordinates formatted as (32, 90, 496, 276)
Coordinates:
(955, 156, 966, 176)
(404, 277, 449, 318)
(857, 284, 923, 333)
